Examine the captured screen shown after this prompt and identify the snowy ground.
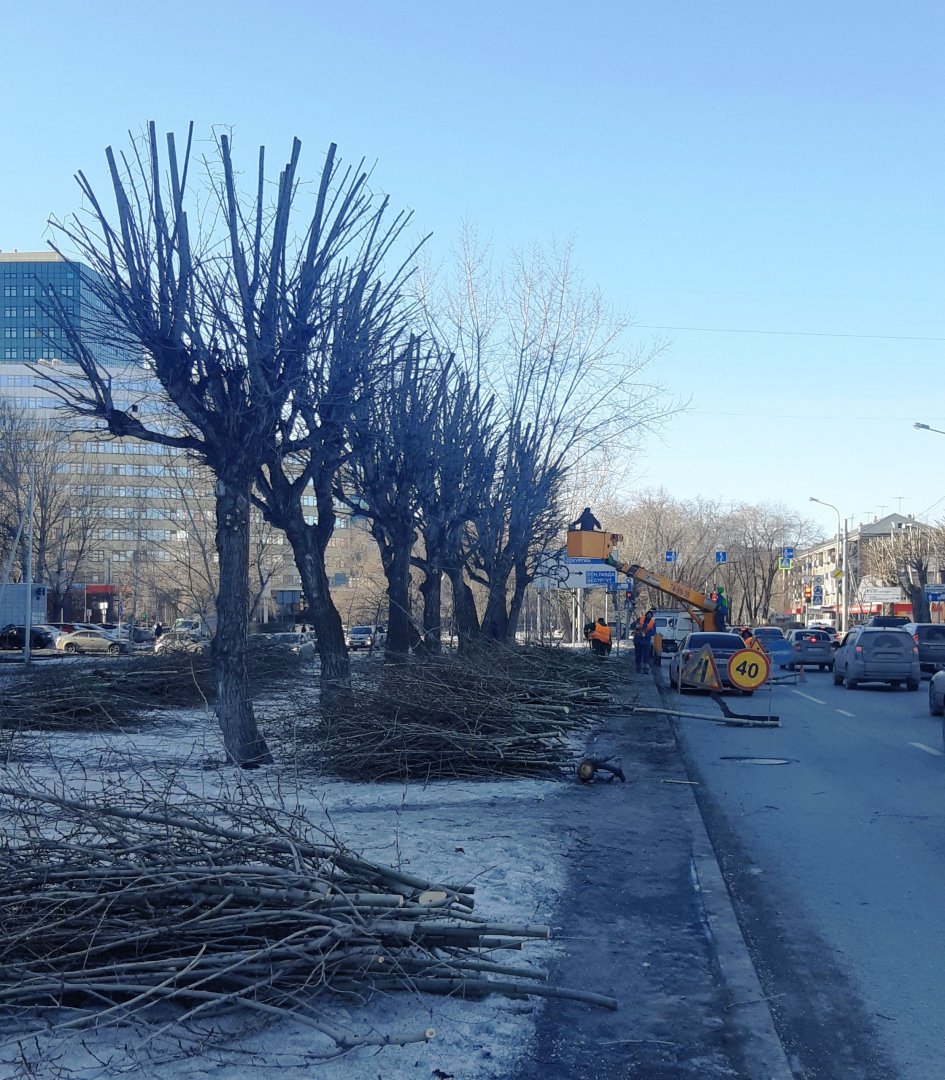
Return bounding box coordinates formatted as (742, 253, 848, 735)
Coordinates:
(1, 675, 580, 1080)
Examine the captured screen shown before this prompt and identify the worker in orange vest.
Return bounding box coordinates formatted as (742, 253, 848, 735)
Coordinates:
(586, 617, 612, 656)
(632, 610, 656, 672)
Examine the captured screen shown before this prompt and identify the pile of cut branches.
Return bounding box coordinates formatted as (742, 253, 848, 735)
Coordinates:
(302, 646, 621, 781)
(0, 641, 303, 733)
(0, 781, 613, 1056)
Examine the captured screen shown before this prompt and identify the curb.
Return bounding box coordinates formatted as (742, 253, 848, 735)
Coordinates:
(647, 672, 796, 1080)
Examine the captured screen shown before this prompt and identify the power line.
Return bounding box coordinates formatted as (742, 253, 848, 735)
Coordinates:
(636, 324, 945, 343)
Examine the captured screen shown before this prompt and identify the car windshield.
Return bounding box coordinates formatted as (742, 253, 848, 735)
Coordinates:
(350, 626, 373, 634)
(753, 628, 784, 639)
(919, 626, 945, 642)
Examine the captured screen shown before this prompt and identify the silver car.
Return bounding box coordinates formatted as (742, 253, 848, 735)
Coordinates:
(784, 629, 835, 671)
(832, 627, 919, 690)
(669, 632, 751, 691)
(56, 628, 130, 656)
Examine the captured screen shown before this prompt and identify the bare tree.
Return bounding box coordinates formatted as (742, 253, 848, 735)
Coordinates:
(425, 232, 670, 643)
(341, 339, 450, 657)
(0, 402, 105, 612)
(863, 523, 941, 623)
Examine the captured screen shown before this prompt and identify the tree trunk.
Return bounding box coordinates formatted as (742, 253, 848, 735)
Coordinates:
(289, 530, 350, 704)
(418, 568, 443, 655)
(377, 530, 414, 659)
(481, 580, 512, 642)
(448, 567, 480, 653)
(213, 477, 272, 767)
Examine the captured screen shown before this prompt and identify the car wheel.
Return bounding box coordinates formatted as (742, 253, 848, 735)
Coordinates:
(64, 643, 78, 654)
(845, 677, 858, 690)
(833, 671, 843, 686)
(107, 643, 121, 656)
(890, 681, 902, 689)
(930, 686, 944, 716)
(906, 679, 919, 692)
(819, 664, 826, 671)
(787, 663, 795, 671)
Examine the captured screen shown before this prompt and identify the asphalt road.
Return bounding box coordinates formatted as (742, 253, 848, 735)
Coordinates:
(668, 669, 945, 1080)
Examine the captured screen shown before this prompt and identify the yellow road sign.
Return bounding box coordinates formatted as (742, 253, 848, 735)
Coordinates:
(727, 648, 770, 690)
(748, 637, 766, 654)
(679, 644, 722, 689)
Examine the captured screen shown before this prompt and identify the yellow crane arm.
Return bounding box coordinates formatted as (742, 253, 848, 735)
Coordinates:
(606, 556, 722, 631)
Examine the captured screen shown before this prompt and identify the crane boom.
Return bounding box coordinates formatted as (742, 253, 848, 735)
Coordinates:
(606, 556, 722, 631)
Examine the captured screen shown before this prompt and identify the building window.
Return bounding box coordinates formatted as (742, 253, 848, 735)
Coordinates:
(3, 348, 16, 360)
(3, 328, 15, 339)
(3, 307, 14, 318)
(22, 306, 36, 318)
(3, 286, 16, 297)
(21, 348, 35, 360)
(22, 284, 36, 297)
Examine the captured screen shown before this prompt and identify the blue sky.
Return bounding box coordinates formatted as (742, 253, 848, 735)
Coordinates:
(3, 0, 942, 537)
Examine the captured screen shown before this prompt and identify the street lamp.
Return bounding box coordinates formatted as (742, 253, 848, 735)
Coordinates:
(809, 496, 847, 633)
(914, 421, 945, 436)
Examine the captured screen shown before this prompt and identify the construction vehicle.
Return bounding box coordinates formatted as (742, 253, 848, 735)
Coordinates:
(565, 525, 724, 632)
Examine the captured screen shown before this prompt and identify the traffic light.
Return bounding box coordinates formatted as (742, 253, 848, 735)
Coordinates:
(803, 586, 812, 601)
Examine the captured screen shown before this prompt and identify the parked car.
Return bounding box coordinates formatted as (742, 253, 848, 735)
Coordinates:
(0, 624, 54, 650)
(346, 625, 386, 650)
(784, 628, 835, 671)
(668, 632, 750, 691)
(257, 631, 317, 659)
(900, 623, 945, 676)
(927, 669, 945, 717)
(101, 623, 155, 643)
(154, 631, 210, 655)
(55, 628, 130, 656)
(33, 623, 63, 643)
(832, 627, 919, 690)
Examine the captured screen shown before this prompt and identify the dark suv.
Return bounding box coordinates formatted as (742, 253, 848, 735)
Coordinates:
(0, 624, 54, 650)
(902, 623, 945, 675)
(867, 615, 910, 628)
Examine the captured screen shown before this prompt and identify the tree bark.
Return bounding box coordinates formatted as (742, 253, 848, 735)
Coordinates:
(418, 568, 443, 655)
(374, 525, 414, 659)
(448, 567, 480, 653)
(213, 477, 272, 767)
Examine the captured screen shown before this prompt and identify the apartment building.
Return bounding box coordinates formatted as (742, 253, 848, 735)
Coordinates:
(0, 251, 379, 626)
(790, 513, 944, 625)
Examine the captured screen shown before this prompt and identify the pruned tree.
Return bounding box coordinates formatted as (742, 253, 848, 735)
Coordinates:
(340, 338, 451, 657)
(412, 365, 496, 654)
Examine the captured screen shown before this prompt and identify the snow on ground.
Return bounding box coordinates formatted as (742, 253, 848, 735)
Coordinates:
(1, 690, 576, 1080)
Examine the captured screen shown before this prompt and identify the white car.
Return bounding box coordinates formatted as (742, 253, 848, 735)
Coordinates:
(345, 625, 386, 650)
(155, 631, 210, 655)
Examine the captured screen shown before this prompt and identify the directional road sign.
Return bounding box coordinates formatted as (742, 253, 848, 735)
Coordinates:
(781, 546, 795, 559)
(925, 584, 945, 602)
(665, 550, 677, 563)
(715, 550, 727, 564)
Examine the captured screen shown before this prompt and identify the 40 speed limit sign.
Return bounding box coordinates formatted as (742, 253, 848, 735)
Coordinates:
(727, 648, 770, 690)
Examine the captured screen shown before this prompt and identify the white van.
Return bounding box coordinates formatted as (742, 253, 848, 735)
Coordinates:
(651, 609, 700, 654)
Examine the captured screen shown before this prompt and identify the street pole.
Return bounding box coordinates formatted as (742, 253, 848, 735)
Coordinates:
(810, 497, 844, 632)
(841, 518, 849, 634)
(23, 473, 34, 665)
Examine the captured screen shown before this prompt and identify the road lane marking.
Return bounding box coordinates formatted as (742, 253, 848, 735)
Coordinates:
(836, 709, 856, 717)
(909, 742, 944, 757)
(790, 689, 827, 705)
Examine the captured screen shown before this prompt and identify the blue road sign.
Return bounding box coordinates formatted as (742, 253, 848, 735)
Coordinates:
(782, 546, 795, 559)
(665, 550, 677, 563)
(925, 585, 945, 602)
(585, 570, 617, 586)
(811, 585, 824, 605)
(778, 557, 793, 571)
(715, 550, 727, 564)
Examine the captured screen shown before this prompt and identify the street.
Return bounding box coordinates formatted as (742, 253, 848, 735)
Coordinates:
(668, 670, 945, 1079)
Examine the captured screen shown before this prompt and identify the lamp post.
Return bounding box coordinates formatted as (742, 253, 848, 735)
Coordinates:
(809, 496, 847, 633)
(914, 422, 945, 436)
